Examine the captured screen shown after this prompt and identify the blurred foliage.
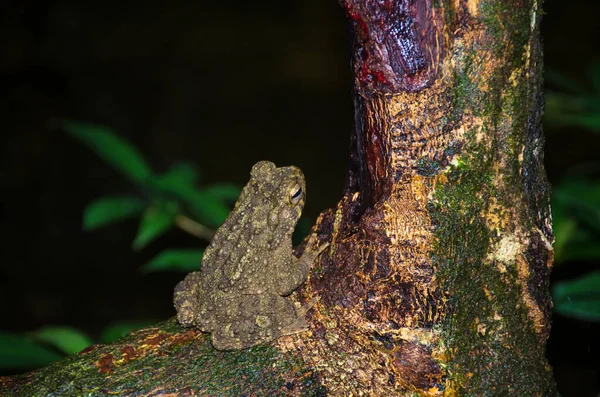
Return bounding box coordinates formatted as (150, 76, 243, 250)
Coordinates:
(553, 271, 600, 322)
(63, 120, 241, 267)
(545, 62, 600, 133)
(27, 326, 94, 356)
(546, 65, 600, 322)
(140, 249, 205, 273)
(552, 179, 600, 264)
(83, 196, 146, 230)
(0, 332, 63, 371)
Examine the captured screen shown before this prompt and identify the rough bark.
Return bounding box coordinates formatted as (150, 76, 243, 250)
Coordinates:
(1, 0, 557, 395)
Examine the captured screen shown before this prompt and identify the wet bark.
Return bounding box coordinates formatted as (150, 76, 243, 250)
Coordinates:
(0, 0, 558, 395)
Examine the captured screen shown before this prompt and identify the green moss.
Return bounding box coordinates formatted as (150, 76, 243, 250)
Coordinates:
(431, 2, 556, 391)
(431, 2, 555, 390)
(450, 52, 478, 121)
(479, 0, 531, 65)
(432, 128, 554, 394)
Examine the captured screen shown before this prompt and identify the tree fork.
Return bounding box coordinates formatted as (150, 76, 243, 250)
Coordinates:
(1, 0, 557, 395)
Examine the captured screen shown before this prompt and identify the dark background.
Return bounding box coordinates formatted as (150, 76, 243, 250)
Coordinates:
(1, 1, 598, 395)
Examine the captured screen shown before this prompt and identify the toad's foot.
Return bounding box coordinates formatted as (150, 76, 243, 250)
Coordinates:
(280, 296, 320, 336)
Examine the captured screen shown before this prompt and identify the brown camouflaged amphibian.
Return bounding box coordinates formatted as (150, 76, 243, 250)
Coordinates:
(174, 161, 325, 350)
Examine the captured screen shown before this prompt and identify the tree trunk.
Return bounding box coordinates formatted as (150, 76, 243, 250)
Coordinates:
(1, 0, 558, 395)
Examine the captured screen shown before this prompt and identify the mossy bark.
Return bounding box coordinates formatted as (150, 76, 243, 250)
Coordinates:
(0, 0, 557, 395)
(0, 319, 324, 396)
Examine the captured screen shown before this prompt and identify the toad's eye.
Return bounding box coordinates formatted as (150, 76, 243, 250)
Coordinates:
(289, 184, 303, 204)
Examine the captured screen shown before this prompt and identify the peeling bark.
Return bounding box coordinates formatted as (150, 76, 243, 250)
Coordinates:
(1, 0, 557, 395)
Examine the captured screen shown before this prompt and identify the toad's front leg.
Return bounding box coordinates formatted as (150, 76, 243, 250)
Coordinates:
(274, 235, 329, 296)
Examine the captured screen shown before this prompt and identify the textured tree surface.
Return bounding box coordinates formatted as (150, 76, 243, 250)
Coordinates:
(1, 0, 558, 396)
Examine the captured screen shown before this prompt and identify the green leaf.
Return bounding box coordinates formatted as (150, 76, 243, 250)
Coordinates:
(554, 181, 600, 233)
(186, 193, 231, 228)
(83, 196, 146, 230)
(132, 203, 177, 250)
(150, 175, 230, 228)
(553, 271, 600, 322)
(28, 326, 93, 355)
(552, 179, 600, 264)
(141, 249, 204, 273)
(99, 321, 155, 344)
(569, 113, 600, 133)
(141, 162, 236, 227)
(63, 121, 153, 184)
(552, 188, 576, 265)
(200, 183, 242, 203)
(162, 162, 201, 186)
(0, 332, 63, 369)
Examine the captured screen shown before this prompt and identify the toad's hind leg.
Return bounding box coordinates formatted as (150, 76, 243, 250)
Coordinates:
(210, 293, 308, 350)
(173, 271, 202, 327)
